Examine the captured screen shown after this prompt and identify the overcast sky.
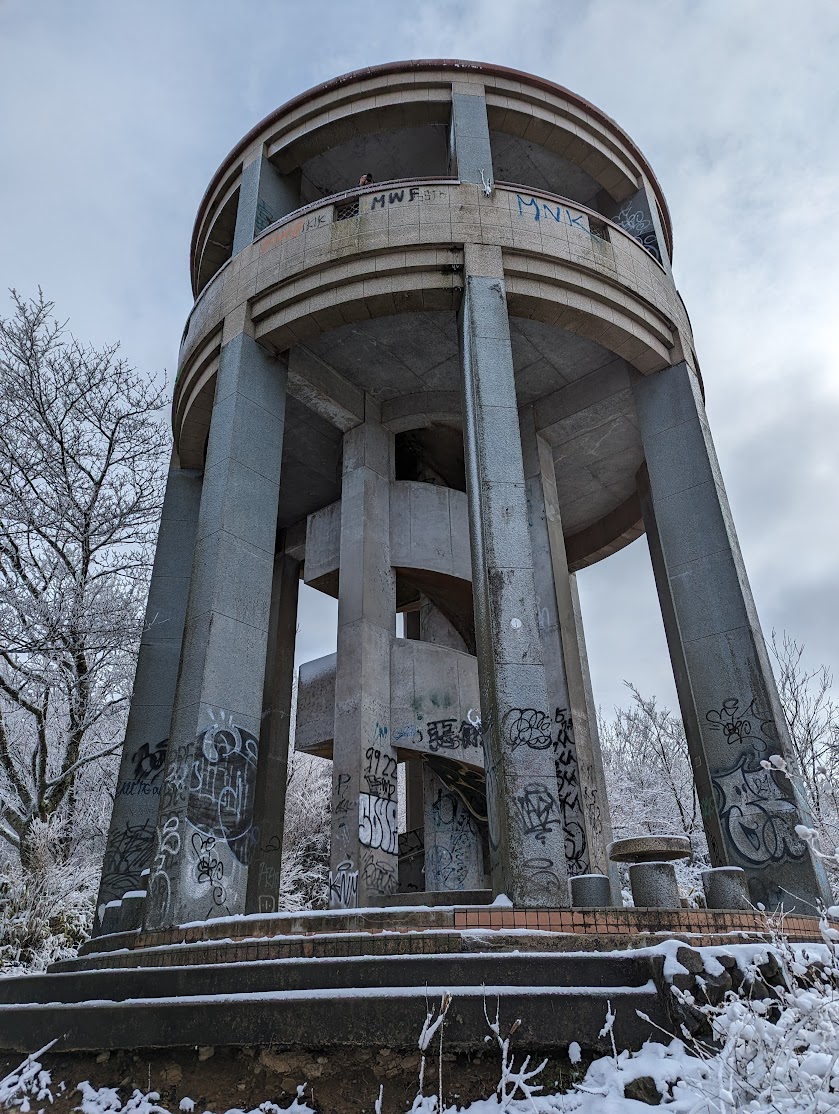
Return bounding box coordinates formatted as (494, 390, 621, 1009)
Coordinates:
(1, 0, 837, 718)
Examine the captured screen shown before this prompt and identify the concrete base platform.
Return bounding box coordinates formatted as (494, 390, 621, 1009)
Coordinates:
(0, 905, 829, 1060)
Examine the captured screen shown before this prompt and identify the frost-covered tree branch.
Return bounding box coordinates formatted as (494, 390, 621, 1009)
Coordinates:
(0, 289, 167, 867)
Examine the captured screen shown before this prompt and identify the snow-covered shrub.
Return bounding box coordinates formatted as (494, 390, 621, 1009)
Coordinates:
(0, 818, 98, 973)
(278, 751, 331, 911)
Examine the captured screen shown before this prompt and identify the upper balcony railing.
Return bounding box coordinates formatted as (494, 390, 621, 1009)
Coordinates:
(181, 176, 669, 358)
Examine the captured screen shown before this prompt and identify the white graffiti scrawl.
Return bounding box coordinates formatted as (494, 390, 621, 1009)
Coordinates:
(358, 793, 398, 854)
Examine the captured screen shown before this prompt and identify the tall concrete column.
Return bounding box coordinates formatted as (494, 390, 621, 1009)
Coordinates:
(328, 410, 399, 908)
(245, 544, 300, 914)
(633, 361, 831, 912)
(451, 84, 492, 186)
(233, 153, 300, 254)
(94, 458, 202, 932)
(418, 599, 485, 892)
(459, 245, 569, 907)
(145, 330, 287, 929)
(519, 407, 615, 887)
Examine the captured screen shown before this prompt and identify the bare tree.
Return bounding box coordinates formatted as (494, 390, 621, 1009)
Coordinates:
(0, 291, 167, 867)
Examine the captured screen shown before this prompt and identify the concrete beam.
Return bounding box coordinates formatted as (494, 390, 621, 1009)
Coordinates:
(287, 346, 365, 433)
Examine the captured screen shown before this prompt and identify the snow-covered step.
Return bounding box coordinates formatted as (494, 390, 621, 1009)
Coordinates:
(0, 950, 663, 1005)
(0, 978, 666, 1055)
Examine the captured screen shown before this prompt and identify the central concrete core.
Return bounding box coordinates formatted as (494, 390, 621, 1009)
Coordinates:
(92, 58, 830, 941)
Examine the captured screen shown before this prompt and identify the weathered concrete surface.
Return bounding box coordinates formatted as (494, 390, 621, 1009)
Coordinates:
(570, 874, 613, 909)
(629, 862, 681, 909)
(460, 245, 568, 907)
(144, 333, 286, 930)
(609, 836, 692, 864)
(329, 413, 399, 907)
(702, 867, 752, 911)
(233, 154, 300, 255)
(422, 765, 485, 891)
(633, 361, 832, 913)
(520, 406, 617, 884)
(95, 460, 202, 932)
(246, 547, 300, 914)
(452, 89, 492, 186)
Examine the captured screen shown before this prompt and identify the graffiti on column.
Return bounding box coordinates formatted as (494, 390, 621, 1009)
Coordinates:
(186, 723, 259, 864)
(553, 708, 589, 875)
(515, 782, 563, 845)
(427, 785, 482, 889)
(99, 737, 169, 911)
(502, 708, 553, 751)
(359, 745, 398, 855)
(147, 716, 260, 921)
(360, 852, 399, 896)
(706, 694, 807, 866)
(329, 859, 359, 908)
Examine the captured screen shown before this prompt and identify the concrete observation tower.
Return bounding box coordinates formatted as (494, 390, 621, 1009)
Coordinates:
(97, 59, 830, 934)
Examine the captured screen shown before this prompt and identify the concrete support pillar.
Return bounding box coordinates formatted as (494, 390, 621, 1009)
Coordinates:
(95, 458, 202, 933)
(245, 544, 300, 914)
(417, 598, 485, 891)
(633, 361, 831, 913)
(329, 411, 399, 908)
(233, 154, 300, 254)
(459, 244, 568, 907)
(422, 765, 485, 891)
(451, 86, 492, 186)
(519, 408, 617, 896)
(144, 331, 287, 929)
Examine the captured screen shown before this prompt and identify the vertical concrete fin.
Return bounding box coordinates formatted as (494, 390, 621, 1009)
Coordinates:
(452, 91, 493, 186)
(245, 544, 300, 915)
(233, 154, 301, 255)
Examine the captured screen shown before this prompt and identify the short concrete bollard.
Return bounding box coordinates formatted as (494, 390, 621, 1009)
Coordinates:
(629, 861, 680, 908)
(100, 899, 123, 936)
(702, 866, 752, 910)
(570, 874, 613, 909)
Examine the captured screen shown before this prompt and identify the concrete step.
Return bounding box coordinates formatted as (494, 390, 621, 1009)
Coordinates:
(0, 950, 663, 1005)
(0, 978, 667, 1054)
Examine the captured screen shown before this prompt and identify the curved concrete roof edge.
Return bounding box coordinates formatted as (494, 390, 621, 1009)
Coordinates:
(188, 58, 674, 287)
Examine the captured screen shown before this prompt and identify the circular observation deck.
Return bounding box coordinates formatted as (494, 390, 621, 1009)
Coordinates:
(174, 60, 696, 569)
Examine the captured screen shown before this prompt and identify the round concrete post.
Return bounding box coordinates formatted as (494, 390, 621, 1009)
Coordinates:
(702, 866, 752, 910)
(570, 874, 612, 909)
(629, 861, 680, 909)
